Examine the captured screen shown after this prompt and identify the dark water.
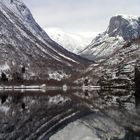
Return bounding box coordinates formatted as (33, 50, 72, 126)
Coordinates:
(0, 88, 139, 140)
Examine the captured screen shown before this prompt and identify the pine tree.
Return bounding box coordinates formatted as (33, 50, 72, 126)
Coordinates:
(1, 72, 8, 82)
(21, 66, 25, 74)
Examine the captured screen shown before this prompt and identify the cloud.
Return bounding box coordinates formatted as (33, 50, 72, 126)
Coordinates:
(23, 0, 140, 32)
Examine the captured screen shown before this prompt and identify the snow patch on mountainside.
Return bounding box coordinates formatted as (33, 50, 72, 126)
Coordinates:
(0, 63, 10, 71)
(48, 71, 70, 81)
(46, 27, 98, 54)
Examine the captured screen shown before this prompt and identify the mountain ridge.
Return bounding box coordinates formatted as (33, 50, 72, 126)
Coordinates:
(80, 14, 140, 61)
(0, 0, 92, 80)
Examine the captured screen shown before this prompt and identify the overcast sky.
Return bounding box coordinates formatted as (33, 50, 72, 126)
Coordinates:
(23, 0, 140, 33)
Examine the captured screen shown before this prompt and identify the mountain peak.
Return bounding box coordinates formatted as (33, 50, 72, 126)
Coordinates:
(80, 14, 140, 61)
(114, 14, 138, 20)
(1, 0, 24, 5)
(0, 0, 32, 21)
(107, 14, 140, 40)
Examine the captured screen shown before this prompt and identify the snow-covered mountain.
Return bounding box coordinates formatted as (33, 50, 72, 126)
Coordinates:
(0, 0, 92, 80)
(80, 15, 140, 61)
(77, 15, 140, 87)
(80, 38, 140, 88)
(46, 28, 96, 54)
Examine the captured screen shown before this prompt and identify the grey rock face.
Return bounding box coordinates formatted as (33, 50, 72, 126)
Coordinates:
(107, 15, 140, 40)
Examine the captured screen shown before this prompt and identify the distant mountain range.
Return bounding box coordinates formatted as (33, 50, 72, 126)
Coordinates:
(0, 0, 92, 80)
(46, 27, 96, 54)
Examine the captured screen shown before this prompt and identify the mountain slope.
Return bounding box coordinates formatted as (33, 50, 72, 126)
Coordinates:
(46, 28, 95, 54)
(80, 15, 140, 61)
(0, 0, 92, 80)
(82, 38, 140, 87)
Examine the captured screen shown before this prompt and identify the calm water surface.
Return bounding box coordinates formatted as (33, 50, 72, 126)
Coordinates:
(0, 88, 139, 140)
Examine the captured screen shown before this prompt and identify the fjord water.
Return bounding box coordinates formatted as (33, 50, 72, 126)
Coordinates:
(0, 88, 140, 140)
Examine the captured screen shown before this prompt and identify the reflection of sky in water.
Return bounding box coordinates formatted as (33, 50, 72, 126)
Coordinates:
(50, 120, 100, 140)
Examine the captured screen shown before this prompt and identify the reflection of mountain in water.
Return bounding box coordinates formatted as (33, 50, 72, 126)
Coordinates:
(50, 89, 140, 140)
(0, 89, 139, 140)
(0, 90, 92, 140)
(50, 111, 140, 140)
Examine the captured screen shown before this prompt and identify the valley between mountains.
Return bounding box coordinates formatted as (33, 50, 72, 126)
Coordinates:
(0, 0, 140, 87)
(0, 0, 140, 140)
